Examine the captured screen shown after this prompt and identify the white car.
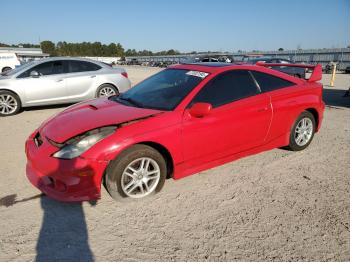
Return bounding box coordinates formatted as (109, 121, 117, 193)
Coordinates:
(0, 52, 21, 73)
(0, 57, 131, 116)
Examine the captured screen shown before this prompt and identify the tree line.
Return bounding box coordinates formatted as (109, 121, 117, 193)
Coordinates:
(0, 43, 40, 48)
(0, 41, 181, 57)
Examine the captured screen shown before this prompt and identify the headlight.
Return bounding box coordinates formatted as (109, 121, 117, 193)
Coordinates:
(53, 126, 117, 159)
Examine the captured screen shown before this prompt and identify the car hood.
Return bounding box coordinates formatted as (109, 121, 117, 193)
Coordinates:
(40, 97, 163, 143)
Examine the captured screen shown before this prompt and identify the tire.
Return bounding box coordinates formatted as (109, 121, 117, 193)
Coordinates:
(287, 111, 316, 151)
(105, 145, 167, 202)
(96, 84, 118, 98)
(1, 67, 12, 73)
(0, 90, 21, 117)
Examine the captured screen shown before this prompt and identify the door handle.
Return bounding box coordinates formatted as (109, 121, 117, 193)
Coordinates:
(56, 79, 63, 82)
(90, 75, 96, 78)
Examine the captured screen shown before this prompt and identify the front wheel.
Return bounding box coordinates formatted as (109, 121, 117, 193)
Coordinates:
(288, 111, 316, 151)
(105, 145, 166, 201)
(0, 90, 21, 116)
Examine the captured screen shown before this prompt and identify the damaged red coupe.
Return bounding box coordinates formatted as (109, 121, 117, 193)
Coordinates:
(25, 62, 325, 202)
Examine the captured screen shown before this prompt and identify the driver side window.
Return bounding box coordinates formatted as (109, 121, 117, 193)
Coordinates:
(191, 70, 259, 108)
(18, 61, 64, 78)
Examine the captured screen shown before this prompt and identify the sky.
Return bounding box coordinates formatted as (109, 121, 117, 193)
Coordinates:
(1, 0, 350, 52)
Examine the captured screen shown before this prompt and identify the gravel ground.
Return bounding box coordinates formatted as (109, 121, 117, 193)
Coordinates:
(0, 67, 349, 262)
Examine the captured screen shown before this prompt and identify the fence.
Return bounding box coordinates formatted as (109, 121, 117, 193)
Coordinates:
(125, 48, 350, 70)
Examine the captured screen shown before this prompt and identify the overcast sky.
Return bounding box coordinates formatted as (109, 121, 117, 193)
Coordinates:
(1, 0, 350, 52)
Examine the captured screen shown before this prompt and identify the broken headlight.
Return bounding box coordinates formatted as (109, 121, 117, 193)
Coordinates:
(52, 126, 117, 159)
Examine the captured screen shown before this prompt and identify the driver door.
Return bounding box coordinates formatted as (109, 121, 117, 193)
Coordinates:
(181, 70, 272, 169)
(17, 61, 68, 106)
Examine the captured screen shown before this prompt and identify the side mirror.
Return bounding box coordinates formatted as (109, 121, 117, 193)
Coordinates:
(189, 102, 212, 118)
(30, 70, 40, 78)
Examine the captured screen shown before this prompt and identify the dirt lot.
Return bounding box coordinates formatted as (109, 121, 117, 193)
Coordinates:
(0, 66, 349, 261)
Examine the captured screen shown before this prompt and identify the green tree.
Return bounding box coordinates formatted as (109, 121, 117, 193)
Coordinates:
(41, 41, 56, 56)
(115, 43, 124, 57)
(166, 49, 178, 55)
(278, 48, 284, 51)
(20, 43, 40, 48)
(125, 49, 137, 56)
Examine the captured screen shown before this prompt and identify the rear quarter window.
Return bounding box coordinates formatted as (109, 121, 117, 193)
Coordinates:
(251, 71, 295, 92)
(68, 61, 101, 73)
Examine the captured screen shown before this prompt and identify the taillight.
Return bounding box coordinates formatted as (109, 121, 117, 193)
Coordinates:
(121, 72, 128, 78)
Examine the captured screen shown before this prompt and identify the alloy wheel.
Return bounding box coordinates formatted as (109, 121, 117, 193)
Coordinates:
(294, 117, 313, 146)
(0, 94, 18, 115)
(98, 86, 117, 97)
(121, 157, 161, 198)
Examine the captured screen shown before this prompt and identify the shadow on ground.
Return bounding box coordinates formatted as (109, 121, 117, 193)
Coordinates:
(34, 156, 98, 262)
(0, 193, 96, 262)
(323, 88, 350, 108)
(0, 193, 42, 207)
(36, 196, 95, 262)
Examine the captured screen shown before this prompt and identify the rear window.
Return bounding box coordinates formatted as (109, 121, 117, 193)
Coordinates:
(251, 71, 294, 92)
(68, 61, 101, 73)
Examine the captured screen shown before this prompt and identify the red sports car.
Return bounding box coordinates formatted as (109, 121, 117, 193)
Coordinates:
(25, 62, 324, 202)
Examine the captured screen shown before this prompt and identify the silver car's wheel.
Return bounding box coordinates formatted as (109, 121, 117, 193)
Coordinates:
(0, 92, 20, 116)
(97, 84, 118, 97)
(121, 157, 161, 198)
(294, 118, 313, 146)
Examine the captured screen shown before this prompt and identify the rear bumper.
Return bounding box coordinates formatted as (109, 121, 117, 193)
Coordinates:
(25, 133, 108, 202)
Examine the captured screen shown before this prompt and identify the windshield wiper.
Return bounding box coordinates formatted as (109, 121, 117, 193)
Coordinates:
(116, 96, 145, 108)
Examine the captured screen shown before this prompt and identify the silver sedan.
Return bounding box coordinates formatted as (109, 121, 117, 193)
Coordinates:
(0, 57, 131, 116)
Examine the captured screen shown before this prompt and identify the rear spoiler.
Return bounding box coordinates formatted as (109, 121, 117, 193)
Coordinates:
(256, 62, 322, 82)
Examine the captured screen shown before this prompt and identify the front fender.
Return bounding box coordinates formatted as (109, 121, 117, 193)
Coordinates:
(82, 111, 183, 167)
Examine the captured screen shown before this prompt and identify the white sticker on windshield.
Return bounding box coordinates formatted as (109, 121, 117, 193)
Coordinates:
(186, 71, 209, 79)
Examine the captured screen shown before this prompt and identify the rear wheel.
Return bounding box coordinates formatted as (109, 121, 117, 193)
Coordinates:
(1, 67, 12, 73)
(0, 90, 21, 116)
(96, 84, 118, 98)
(105, 145, 166, 202)
(288, 111, 316, 151)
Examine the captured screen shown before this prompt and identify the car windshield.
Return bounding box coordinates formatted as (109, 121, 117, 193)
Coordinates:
(1, 61, 36, 76)
(111, 69, 208, 110)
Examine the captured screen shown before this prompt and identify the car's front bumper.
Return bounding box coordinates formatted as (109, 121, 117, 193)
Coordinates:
(25, 132, 108, 202)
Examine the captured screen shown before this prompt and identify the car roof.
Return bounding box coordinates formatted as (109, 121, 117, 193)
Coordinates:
(28, 57, 108, 67)
(169, 62, 305, 85)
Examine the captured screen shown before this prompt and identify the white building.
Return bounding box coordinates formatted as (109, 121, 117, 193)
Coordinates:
(0, 47, 49, 62)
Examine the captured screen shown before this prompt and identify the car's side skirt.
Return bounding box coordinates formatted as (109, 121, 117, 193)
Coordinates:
(173, 132, 290, 180)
